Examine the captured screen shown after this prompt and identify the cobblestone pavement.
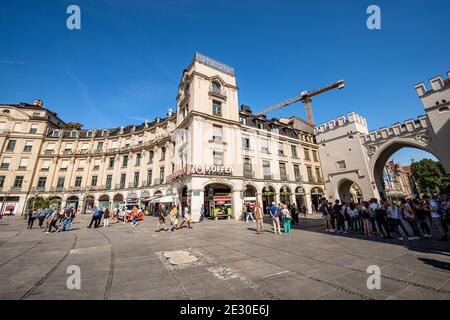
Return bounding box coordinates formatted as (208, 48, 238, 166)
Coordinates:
(0, 214, 449, 300)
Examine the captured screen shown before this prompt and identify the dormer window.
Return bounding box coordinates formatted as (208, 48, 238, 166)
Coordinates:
(258, 122, 264, 130)
(102, 130, 109, 137)
(86, 130, 94, 137)
(239, 116, 247, 125)
(52, 130, 61, 137)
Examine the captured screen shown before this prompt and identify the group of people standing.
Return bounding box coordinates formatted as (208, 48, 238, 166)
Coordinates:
(318, 195, 450, 241)
(26, 206, 76, 233)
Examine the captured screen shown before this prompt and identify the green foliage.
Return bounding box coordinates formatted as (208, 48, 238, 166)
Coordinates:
(33, 196, 60, 209)
(411, 159, 450, 195)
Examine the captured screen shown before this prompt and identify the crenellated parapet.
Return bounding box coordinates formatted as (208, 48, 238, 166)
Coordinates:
(314, 112, 368, 135)
(360, 114, 429, 144)
(414, 72, 450, 97)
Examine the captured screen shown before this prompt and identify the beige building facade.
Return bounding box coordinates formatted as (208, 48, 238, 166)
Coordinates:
(0, 53, 325, 220)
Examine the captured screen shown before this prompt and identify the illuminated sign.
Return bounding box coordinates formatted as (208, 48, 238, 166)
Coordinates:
(193, 165, 232, 175)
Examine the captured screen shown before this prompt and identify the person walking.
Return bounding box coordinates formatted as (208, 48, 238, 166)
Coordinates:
(37, 208, 47, 228)
(245, 204, 255, 223)
(254, 202, 264, 233)
(387, 200, 411, 240)
(103, 208, 111, 227)
(402, 198, 421, 239)
(281, 205, 292, 234)
(46, 207, 60, 233)
(270, 202, 281, 235)
(27, 209, 37, 230)
(130, 206, 139, 227)
(200, 204, 206, 223)
(88, 206, 99, 228)
(155, 205, 168, 232)
(347, 203, 359, 232)
(169, 205, 178, 232)
(179, 206, 193, 229)
(62, 206, 73, 231)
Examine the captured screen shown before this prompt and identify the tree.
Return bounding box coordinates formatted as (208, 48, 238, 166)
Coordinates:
(34, 196, 60, 209)
(411, 159, 450, 196)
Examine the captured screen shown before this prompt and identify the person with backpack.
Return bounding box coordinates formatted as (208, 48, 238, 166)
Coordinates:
(281, 204, 292, 234)
(432, 196, 449, 241)
(333, 200, 346, 233)
(27, 208, 38, 230)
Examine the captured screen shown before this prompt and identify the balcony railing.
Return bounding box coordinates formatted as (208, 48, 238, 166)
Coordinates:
(154, 178, 164, 185)
(142, 180, 151, 187)
(280, 174, 288, 181)
(243, 170, 254, 179)
(209, 85, 227, 98)
(263, 174, 272, 180)
(44, 150, 54, 155)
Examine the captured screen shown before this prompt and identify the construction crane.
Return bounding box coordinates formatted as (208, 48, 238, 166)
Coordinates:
(255, 79, 345, 124)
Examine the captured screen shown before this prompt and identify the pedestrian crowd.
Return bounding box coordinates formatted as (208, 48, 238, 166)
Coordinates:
(26, 206, 76, 233)
(155, 204, 194, 232)
(317, 195, 450, 241)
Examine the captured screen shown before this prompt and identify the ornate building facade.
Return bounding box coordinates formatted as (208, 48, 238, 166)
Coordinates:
(0, 53, 325, 220)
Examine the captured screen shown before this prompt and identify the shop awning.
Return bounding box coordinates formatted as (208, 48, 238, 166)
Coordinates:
(150, 195, 174, 204)
(143, 196, 161, 202)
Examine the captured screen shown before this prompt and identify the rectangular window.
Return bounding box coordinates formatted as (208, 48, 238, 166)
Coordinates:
(336, 160, 347, 170)
(160, 147, 166, 161)
(213, 151, 224, 166)
(212, 100, 222, 115)
(304, 148, 310, 161)
(312, 150, 319, 162)
(315, 167, 323, 182)
(111, 140, 118, 149)
(278, 142, 285, 156)
(307, 166, 314, 182)
(106, 175, 112, 189)
(23, 141, 33, 152)
(78, 159, 86, 171)
(291, 145, 298, 158)
(293, 164, 301, 181)
(135, 153, 142, 166)
(1, 157, 11, 169)
(93, 159, 100, 170)
(159, 167, 165, 184)
(6, 140, 16, 152)
(262, 160, 271, 179)
(41, 160, 51, 171)
(0, 122, 6, 131)
(149, 151, 154, 164)
(147, 170, 152, 186)
(81, 143, 89, 151)
(19, 158, 29, 170)
(261, 139, 269, 153)
(243, 157, 252, 172)
(96, 142, 103, 151)
(30, 124, 38, 134)
(242, 135, 250, 149)
(37, 177, 47, 189)
(212, 125, 223, 143)
(13, 123, 22, 133)
(60, 160, 69, 171)
(65, 143, 73, 151)
(108, 157, 115, 169)
(91, 176, 98, 187)
(46, 143, 55, 151)
(13, 176, 24, 188)
(0, 175, 5, 188)
(74, 176, 82, 187)
(57, 177, 65, 188)
(33, 112, 40, 117)
(123, 155, 128, 167)
(279, 162, 287, 180)
(133, 172, 139, 187)
(120, 174, 126, 189)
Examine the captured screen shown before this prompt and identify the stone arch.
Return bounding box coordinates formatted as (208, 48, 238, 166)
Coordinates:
(369, 138, 442, 199)
(337, 179, 363, 204)
(279, 185, 292, 205)
(201, 180, 235, 191)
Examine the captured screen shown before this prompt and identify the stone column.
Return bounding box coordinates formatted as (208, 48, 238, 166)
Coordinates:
(190, 190, 203, 223)
(231, 190, 243, 220)
(305, 193, 313, 214)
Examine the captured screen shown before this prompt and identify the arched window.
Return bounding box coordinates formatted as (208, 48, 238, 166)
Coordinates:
(212, 81, 221, 94)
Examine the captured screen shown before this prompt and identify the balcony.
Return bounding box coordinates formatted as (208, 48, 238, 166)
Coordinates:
(263, 174, 272, 180)
(129, 182, 139, 188)
(208, 85, 227, 99)
(0, 165, 9, 170)
(280, 174, 288, 181)
(142, 180, 151, 187)
(294, 175, 302, 182)
(63, 150, 73, 155)
(11, 186, 22, 191)
(154, 178, 164, 185)
(243, 170, 254, 179)
(44, 150, 54, 155)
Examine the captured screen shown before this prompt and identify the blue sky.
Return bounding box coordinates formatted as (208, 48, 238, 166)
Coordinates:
(1, 0, 448, 164)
